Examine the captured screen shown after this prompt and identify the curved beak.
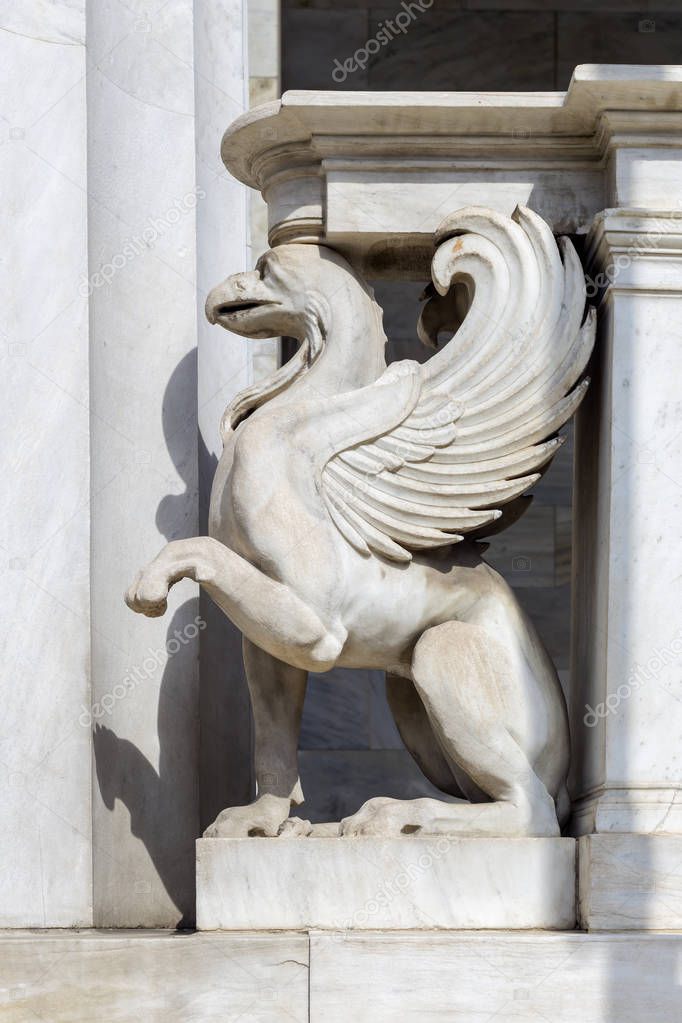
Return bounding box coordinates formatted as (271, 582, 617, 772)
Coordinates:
(205, 270, 276, 329)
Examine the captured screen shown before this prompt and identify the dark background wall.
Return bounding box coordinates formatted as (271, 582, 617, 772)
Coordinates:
(283, 2, 682, 93)
(281, 1, 682, 821)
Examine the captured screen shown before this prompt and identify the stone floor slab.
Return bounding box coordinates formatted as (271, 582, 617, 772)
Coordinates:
(309, 930, 682, 1022)
(0, 930, 308, 1023)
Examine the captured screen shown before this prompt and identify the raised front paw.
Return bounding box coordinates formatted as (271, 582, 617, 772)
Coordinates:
(125, 568, 169, 618)
(203, 794, 291, 838)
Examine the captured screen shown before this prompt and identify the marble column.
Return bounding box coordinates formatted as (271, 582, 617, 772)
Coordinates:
(571, 204, 682, 838)
(87, 0, 202, 927)
(194, 0, 255, 832)
(0, 0, 255, 928)
(86, 0, 253, 926)
(0, 2, 92, 926)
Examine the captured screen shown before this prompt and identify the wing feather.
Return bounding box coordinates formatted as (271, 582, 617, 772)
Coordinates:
(321, 206, 595, 562)
(326, 464, 503, 530)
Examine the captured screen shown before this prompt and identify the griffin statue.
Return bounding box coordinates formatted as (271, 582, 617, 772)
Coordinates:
(126, 205, 595, 840)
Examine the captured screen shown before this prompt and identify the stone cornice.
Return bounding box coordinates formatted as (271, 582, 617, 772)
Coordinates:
(222, 66, 682, 190)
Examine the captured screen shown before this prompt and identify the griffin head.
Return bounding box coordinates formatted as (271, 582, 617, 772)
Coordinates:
(205, 243, 366, 343)
(204, 242, 386, 435)
(205, 247, 290, 339)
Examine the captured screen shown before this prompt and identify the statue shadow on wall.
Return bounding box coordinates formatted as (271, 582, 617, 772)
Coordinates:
(93, 350, 252, 928)
(92, 606, 199, 929)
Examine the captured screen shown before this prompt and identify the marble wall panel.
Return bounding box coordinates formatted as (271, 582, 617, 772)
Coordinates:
(0, 0, 92, 927)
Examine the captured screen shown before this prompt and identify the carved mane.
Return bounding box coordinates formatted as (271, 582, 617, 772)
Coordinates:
(219, 246, 386, 438)
(220, 301, 326, 438)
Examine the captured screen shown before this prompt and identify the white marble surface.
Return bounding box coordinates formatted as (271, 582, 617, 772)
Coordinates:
(5, 37, 682, 935)
(194, 0, 256, 834)
(3, 928, 682, 1022)
(309, 930, 682, 1022)
(579, 834, 682, 930)
(196, 837, 576, 930)
(215, 72, 682, 849)
(248, 0, 279, 80)
(128, 209, 590, 843)
(0, 0, 92, 926)
(221, 65, 682, 261)
(610, 145, 682, 210)
(571, 210, 682, 835)
(325, 169, 605, 243)
(1, 0, 259, 930)
(87, 0, 203, 928)
(246, 0, 281, 386)
(226, 65, 682, 187)
(572, 787, 682, 838)
(0, 930, 308, 1022)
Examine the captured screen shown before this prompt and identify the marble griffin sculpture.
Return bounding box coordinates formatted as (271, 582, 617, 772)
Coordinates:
(127, 206, 595, 839)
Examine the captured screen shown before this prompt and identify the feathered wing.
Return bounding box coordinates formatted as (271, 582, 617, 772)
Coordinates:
(321, 205, 596, 563)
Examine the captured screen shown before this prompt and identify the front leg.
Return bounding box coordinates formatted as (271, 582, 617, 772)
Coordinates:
(125, 536, 346, 672)
(204, 639, 307, 838)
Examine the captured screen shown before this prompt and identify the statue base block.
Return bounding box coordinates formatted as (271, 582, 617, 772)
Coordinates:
(579, 834, 682, 930)
(196, 836, 576, 931)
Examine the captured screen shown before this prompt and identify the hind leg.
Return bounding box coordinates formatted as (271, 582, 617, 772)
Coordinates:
(204, 639, 307, 838)
(342, 622, 559, 838)
(385, 673, 465, 798)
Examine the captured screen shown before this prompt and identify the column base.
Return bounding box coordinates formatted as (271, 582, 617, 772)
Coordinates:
(196, 836, 576, 931)
(570, 787, 682, 836)
(579, 834, 682, 930)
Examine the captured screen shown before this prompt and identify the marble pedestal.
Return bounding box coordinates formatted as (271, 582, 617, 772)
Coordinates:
(196, 837, 576, 931)
(579, 834, 682, 931)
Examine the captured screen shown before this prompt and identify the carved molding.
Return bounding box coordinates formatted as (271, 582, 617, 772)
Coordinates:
(219, 67, 682, 259)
